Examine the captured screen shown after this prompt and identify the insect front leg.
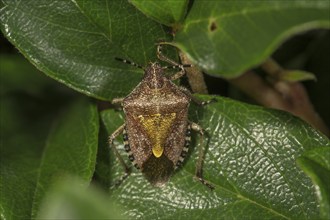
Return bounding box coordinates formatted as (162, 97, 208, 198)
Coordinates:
(169, 68, 188, 81)
(190, 121, 215, 190)
(157, 44, 180, 66)
(108, 123, 131, 186)
(111, 98, 125, 111)
(112, 98, 124, 105)
(157, 44, 192, 81)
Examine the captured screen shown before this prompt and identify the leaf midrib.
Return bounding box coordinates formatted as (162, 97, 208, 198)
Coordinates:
(30, 119, 58, 218)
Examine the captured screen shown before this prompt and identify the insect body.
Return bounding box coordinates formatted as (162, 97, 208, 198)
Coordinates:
(109, 45, 214, 188)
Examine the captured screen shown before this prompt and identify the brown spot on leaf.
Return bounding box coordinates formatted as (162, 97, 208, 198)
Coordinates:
(210, 21, 217, 32)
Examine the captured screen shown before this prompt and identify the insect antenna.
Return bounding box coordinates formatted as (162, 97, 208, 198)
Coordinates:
(162, 64, 192, 70)
(115, 57, 144, 69)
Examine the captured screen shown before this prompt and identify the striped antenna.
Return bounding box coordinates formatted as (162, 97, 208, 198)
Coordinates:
(115, 57, 143, 69)
(162, 64, 192, 70)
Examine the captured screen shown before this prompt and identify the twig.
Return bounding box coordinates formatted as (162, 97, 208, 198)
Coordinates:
(229, 59, 329, 137)
(179, 52, 208, 94)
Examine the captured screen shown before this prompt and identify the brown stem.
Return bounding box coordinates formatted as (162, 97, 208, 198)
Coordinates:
(229, 67, 329, 137)
(179, 52, 208, 94)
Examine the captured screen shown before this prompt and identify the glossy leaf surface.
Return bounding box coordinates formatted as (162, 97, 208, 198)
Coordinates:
(174, 1, 330, 77)
(100, 96, 330, 219)
(1, 0, 328, 99)
(0, 0, 170, 100)
(297, 147, 330, 220)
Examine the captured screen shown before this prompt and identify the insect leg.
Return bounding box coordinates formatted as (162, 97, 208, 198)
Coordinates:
(112, 98, 125, 106)
(179, 86, 216, 106)
(108, 123, 131, 186)
(157, 44, 193, 81)
(111, 98, 125, 111)
(157, 44, 180, 66)
(162, 64, 192, 81)
(175, 123, 192, 169)
(169, 68, 187, 81)
(190, 121, 215, 190)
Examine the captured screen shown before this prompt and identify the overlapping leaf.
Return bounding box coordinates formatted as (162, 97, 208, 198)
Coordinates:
(297, 147, 330, 219)
(1, 0, 328, 97)
(0, 0, 171, 100)
(130, 0, 189, 26)
(174, 0, 330, 77)
(37, 177, 125, 219)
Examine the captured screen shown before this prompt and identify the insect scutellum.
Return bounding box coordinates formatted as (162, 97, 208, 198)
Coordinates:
(109, 44, 215, 189)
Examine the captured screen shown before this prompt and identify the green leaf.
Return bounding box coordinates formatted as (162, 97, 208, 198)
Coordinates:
(0, 54, 70, 219)
(30, 99, 99, 218)
(0, 83, 99, 220)
(130, 0, 189, 26)
(37, 177, 126, 219)
(297, 147, 330, 220)
(0, 0, 171, 100)
(100, 96, 330, 219)
(93, 109, 124, 189)
(173, 1, 330, 78)
(0, 93, 55, 219)
(279, 70, 316, 82)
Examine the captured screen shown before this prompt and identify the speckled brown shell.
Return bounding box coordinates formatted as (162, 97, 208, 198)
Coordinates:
(122, 66, 190, 186)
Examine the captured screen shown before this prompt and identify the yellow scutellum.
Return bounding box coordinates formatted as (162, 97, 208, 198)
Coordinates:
(138, 113, 176, 158)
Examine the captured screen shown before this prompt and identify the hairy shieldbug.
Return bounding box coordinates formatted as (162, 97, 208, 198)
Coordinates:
(109, 44, 214, 189)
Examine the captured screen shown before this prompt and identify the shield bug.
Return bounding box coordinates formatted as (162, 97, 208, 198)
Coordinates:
(109, 44, 214, 189)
